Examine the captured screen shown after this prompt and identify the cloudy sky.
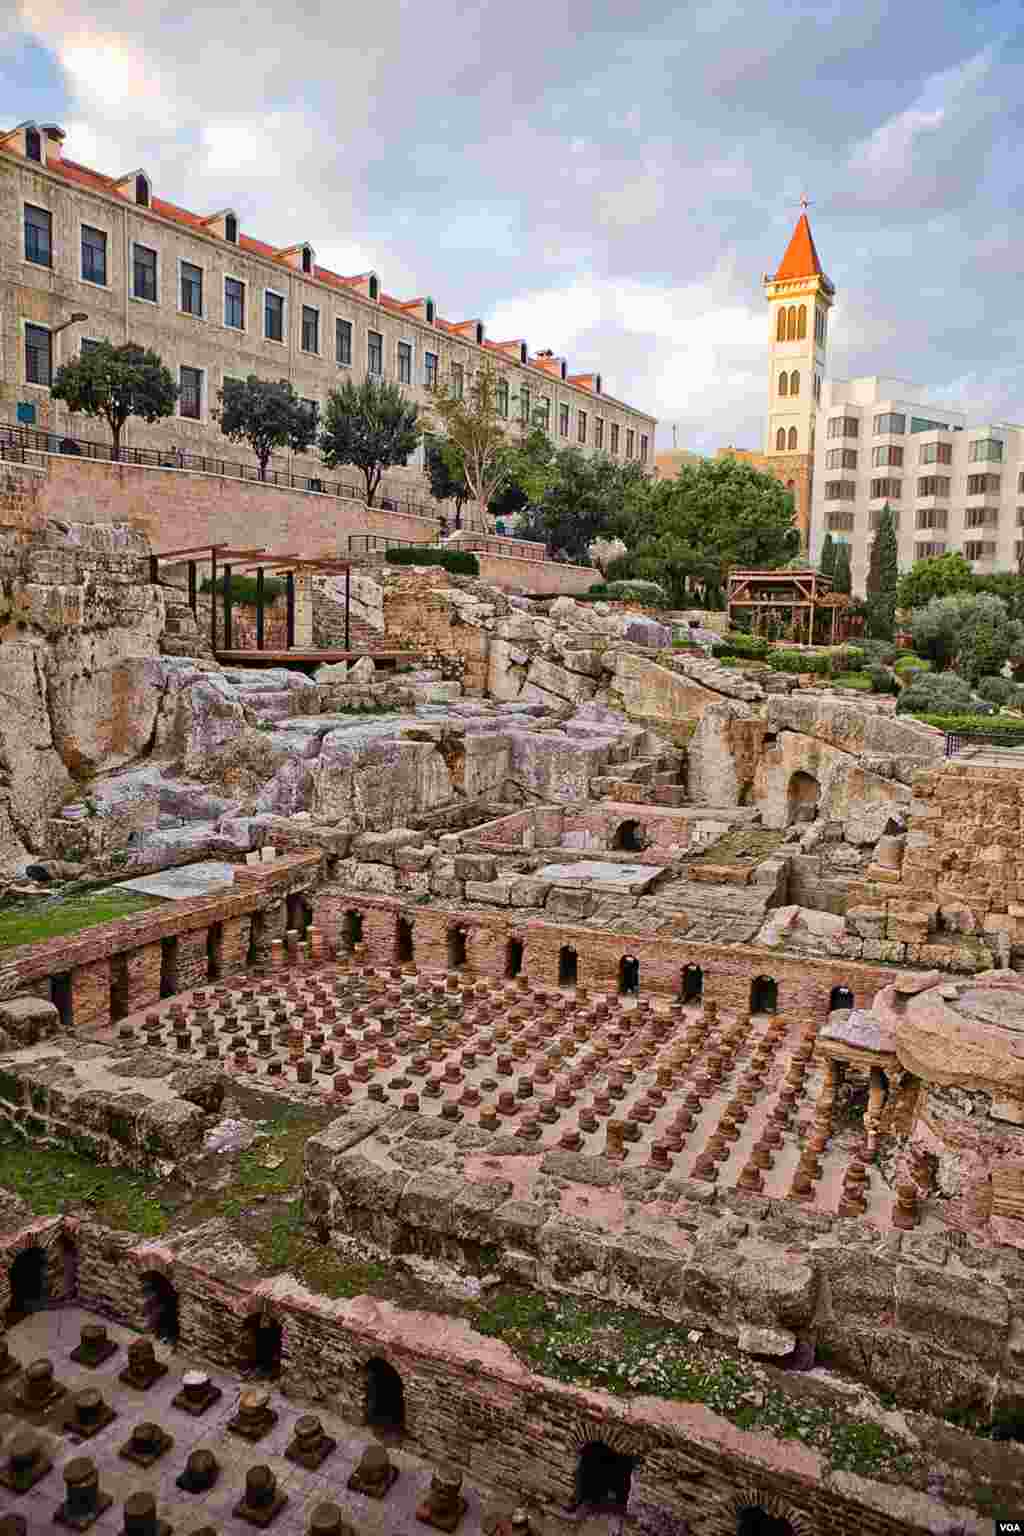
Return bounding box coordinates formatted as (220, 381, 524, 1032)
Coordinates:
(4, 0, 1022, 450)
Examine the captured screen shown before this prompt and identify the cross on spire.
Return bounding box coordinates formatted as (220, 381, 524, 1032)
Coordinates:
(799, 193, 812, 210)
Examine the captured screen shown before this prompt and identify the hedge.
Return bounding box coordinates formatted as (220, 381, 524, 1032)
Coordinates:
(201, 574, 285, 605)
(712, 633, 771, 661)
(912, 714, 1024, 738)
(385, 547, 479, 575)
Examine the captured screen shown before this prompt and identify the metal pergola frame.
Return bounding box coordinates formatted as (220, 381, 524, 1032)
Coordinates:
(151, 544, 352, 651)
(726, 568, 839, 646)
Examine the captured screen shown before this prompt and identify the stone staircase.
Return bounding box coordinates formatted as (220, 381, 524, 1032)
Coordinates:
(589, 747, 687, 806)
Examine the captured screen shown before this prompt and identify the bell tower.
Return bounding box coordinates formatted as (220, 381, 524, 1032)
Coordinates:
(764, 203, 834, 463)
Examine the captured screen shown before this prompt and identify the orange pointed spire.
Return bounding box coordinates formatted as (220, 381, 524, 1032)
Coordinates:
(775, 212, 824, 282)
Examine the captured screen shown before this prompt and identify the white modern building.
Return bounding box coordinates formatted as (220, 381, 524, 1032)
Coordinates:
(809, 375, 1024, 593)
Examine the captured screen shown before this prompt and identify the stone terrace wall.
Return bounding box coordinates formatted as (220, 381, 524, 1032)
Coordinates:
(383, 572, 493, 691)
(0, 1214, 995, 1535)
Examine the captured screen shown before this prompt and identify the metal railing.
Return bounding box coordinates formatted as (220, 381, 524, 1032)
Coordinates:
(944, 729, 1024, 757)
(0, 418, 439, 525)
(347, 533, 438, 555)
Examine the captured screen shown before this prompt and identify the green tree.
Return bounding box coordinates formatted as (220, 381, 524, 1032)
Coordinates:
(896, 551, 975, 611)
(50, 340, 177, 462)
(491, 424, 557, 523)
(864, 503, 899, 637)
(320, 375, 421, 506)
(427, 360, 532, 526)
(832, 542, 852, 595)
(516, 448, 651, 563)
(424, 436, 470, 528)
(819, 532, 835, 580)
(215, 375, 319, 482)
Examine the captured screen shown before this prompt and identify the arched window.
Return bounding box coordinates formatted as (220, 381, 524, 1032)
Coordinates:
(366, 1357, 405, 1431)
(788, 769, 819, 823)
(797, 304, 807, 340)
(775, 428, 786, 451)
(776, 308, 786, 342)
(788, 427, 798, 450)
(25, 127, 42, 163)
(475, 322, 484, 345)
(368, 274, 379, 301)
(619, 955, 640, 995)
(136, 173, 150, 207)
(786, 305, 797, 341)
(425, 298, 435, 324)
(225, 213, 237, 243)
(790, 370, 799, 397)
(302, 246, 313, 274)
(778, 372, 788, 398)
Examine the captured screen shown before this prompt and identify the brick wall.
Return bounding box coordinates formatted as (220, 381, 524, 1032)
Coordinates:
(383, 575, 492, 691)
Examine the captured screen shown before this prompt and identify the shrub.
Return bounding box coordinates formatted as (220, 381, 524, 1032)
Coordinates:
(201, 574, 285, 605)
(712, 633, 770, 661)
(913, 713, 1024, 738)
(856, 638, 899, 667)
(893, 653, 930, 675)
(603, 578, 668, 603)
(833, 671, 872, 691)
(867, 664, 898, 695)
(767, 649, 833, 676)
(895, 671, 980, 716)
(385, 546, 479, 575)
(975, 675, 1017, 706)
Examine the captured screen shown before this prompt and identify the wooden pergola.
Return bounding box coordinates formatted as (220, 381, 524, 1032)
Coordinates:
(726, 568, 841, 645)
(151, 544, 353, 652)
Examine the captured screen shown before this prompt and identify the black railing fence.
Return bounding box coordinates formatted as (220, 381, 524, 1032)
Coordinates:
(944, 729, 1024, 757)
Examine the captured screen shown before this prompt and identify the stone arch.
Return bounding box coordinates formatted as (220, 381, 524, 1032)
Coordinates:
(787, 769, 820, 825)
(619, 955, 640, 995)
(750, 975, 778, 1015)
(140, 1270, 179, 1344)
(447, 927, 467, 969)
(342, 910, 363, 952)
(242, 1310, 282, 1378)
(720, 1485, 810, 1536)
(396, 916, 414, 966)
(565, 1417, 647, 1513)
(506, 937, 524, 979)
(365, 1356, 405, 1432)
(830, 984, 855, 1011)
(558, 946, 578, 987)
(7, 1246, 47, 1321)
(612, 818, 644, 853)
(574, 1441, 636, 1510)
(681, 963, 703, 1003)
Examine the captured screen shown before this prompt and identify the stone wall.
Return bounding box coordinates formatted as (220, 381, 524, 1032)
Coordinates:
(383, 572, 494, 691)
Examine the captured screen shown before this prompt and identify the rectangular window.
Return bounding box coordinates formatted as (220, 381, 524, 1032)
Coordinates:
(969, 437, 1003, 462)
(424, 350, 438, 388)
(264, 290, 284, 341)
(871, 445, 903, 467)
(224, 277, 245, 330)
(557, 402, 568, 437)
(626, 429, 635, 458)
(133, 243, 157, 302)
(25, 323, 51, 386)
(824, 481, 856, 501)
(367, 331, 383, 375)
(825, 448, 858, 470)
(451, 362, 464, 399)
(870, 478, 901, 499)
(873, 412, 906, 435)
(496, 377, 509, 418)
(915, 508, 948, 530)
(965, 506, 999, 528)
(963, 540, 996, 561)
(917, 476, 950, 497)
(24, 204, 51, 267)
(826, 511, 855, 532)
(81, 225, 107, 285)
(301, 305, 319, 354)
(919, 440, 952, 465)
(827, 416, 859, 439)
(916, 541, 947, 558)
(179, 366, 202, 420)
(520, 383, 530, 423)
(540, 398, 551, 430)
(398, 341, 412, 384)
(578, 409, 587, 444)
(180, 261, 203, 316)
(640, 434, 649, 462)
(80, 338, 102, 355)
(595, 418, 604, 449)
(336, 318, 352, 366)
(967, 473, 1000, 495)
(611, 423, 620, 454)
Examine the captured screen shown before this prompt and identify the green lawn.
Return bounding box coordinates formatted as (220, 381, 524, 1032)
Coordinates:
(0, 1134, 168, 1235)
(0, 890, 159, 949)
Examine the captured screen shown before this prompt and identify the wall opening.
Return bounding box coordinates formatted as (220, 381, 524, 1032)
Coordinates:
(751, 975, 778, 1014)
(242, 1313, 282, 1378)
(558, 946, 578, 987)
(447, 928, 467, 969)
(287, 892, 309, 937)
(506, 938, 524, 979)
(737, 1508, 796, 1536)
(140, 1270, 180, 1344)
(342, 910, 363, 952)
(51, 971, 72, 1027)
(247, 910, 264, 967)
(619, 955, 640, 995)
(830, 984, 855, 1011)
(160, 936, 178, 999)
(109, 954, 130, 1023)
(206, 922, 223, 981)
(55, 1233, 78, 1302)
(612, 819, 644, 853)
(681, 964, 703, 1003)
(7, 1247, 47, 1322)
(366, 1356, 405, 1433)
(396, 916, 414, 966)
(787, 770, 820, 826)
(574, 1441, 635, 1510)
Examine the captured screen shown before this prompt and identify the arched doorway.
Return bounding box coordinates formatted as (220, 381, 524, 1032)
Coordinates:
(286, 893, 309, 936)
(342, 910, 363, 952)
(558, 946, 578, 987)
(506, 938, 524, 979)
(737, 1507, 796, 1536)
(619, 956, 640, 995)
(7, 1247, 47, 1321)
(574, 1441, 635, 1510)
(750, 975, 778, 1014)
(366, 1357, 405, 1433)
(242, 1313, 282, 1378)
(787, 770, 820, 826)
(447, 928, 467, 969)
(830, 984, 854, 1011)
(612, 819, 644, 853)
(681, 964, 703, 1003)
(141, 1271, 179, 1345)
(396, 916, 414, 966)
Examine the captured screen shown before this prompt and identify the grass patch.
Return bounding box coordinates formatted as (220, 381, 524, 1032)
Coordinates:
(0, 890, 158, 950)
(0, 1132, 168, 1236)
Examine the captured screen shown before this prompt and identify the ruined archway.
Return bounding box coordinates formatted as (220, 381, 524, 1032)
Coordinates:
(830, 984, 854, 1012)
(366, 1356, 405, 1433)
(612, 819, 644, 853)
(737, 1507, 796, 1535)
(787, 770, 820, 826)
(396, 916, 414, 966)
(242, 1313, 282, 1378)
(619, 955, 640, 995)
(7, 1247, 47, 1322)
(681, 964, 703, 1003)
(750, 975, 778, 1014)
(447, 928, 467, 969)
(506, 938, 524, 979)
(574, 1441, 635, 1510)
(141, 1271, 179, 1345)
(342, 910, 363, 952)
(558, 946, 578, 987)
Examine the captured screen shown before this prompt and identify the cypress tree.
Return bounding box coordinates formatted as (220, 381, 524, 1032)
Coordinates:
(833, 541, 852, 595)
(819, 531, 835, 580)
(877, 503, 899, 601)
